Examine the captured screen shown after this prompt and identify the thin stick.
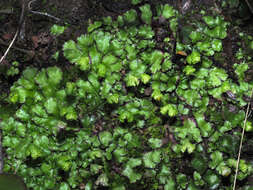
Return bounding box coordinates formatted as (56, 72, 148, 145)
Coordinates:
(0, 31, 19, 64)
(0, 0, 26, 64)
(29, 10, 61, 22)
(245, 0, 253, 14)
(0, 38, 33, 56)
(0, 133, 3, 174)
(28, 0, 61, 22)
(232, 87, 253, 190)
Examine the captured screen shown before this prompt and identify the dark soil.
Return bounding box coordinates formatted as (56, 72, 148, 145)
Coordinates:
(0, 0, 252, 69)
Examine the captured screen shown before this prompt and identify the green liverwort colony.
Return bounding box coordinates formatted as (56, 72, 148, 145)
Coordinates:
(1, 2, 253, 190)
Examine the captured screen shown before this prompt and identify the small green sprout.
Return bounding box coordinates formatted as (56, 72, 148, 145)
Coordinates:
(162, 4, 175, 19)
(186, 51, 201, 64)
(50, 24, 66, 36)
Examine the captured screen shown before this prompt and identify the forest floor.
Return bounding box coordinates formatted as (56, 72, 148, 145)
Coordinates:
(0, 0, 253, 158)
(0, 0, 253, 188)
(0, 0, 252, 70)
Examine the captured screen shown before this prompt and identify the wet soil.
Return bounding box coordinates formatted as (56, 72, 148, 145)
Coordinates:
(0, 0, 252, 69)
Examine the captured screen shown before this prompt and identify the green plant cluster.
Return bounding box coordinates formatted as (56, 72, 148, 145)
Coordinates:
(1, 3, 253, 190)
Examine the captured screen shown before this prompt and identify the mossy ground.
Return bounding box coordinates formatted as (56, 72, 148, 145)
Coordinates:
(0, 0, 253, 190)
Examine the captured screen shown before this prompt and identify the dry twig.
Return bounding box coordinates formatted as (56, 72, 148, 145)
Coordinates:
(0, 38, 34, 56)
(232, 87, 253, 190)
(28, 0, 61, 22)
(0, 0, 26, 64)
(0, 132, 3, 174)
(245, 0, 253, 14)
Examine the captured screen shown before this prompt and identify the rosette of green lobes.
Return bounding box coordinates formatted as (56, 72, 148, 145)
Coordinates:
(202, 15, 228, 39)
(8, 67, 79, 121)
(2, 67, 80, 189)
(63, 36, 92, 71)
(3, 4, 253, 190)
(161, 4, 176, 19)
(131, 0, 142, 5)
(140, 4, 152, 24)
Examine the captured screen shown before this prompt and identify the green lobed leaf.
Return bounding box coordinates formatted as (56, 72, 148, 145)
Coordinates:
(29, 144, 42, 159)
(140, 4, 152, 25)
(143, 151, 161, 168)
(191, 154, 207, 174)
(203, 170, 220, 189)
(44, 97, 58, 114)
(94, 31, 111, 54)
(148, 138, 162, 149)
(50, 24, 66, 36)
(88, 21, 102, 33)
(59, 182, 70, 190)
(122, 166, 142, 183)
(47, 67, 63, 85)
(160, 104, 178, 117)
(176, 174, 188, 189)
(99, 131, 113, 147)
(63, 40, 82, 63)
(209, 151, 223, 169)
(123, 9, 137, 23)
(162, 4, 175, 19)
(186, 51, 201, 64)
(208, 67, 228, 87)
(131, 0, 142, 5)
(57, 155, 71, 171)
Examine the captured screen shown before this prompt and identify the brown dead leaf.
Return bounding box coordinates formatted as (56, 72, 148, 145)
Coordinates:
(31, 36, 39, 48)
(144, 87, 152, 96)
(2, 33, 13, 41)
